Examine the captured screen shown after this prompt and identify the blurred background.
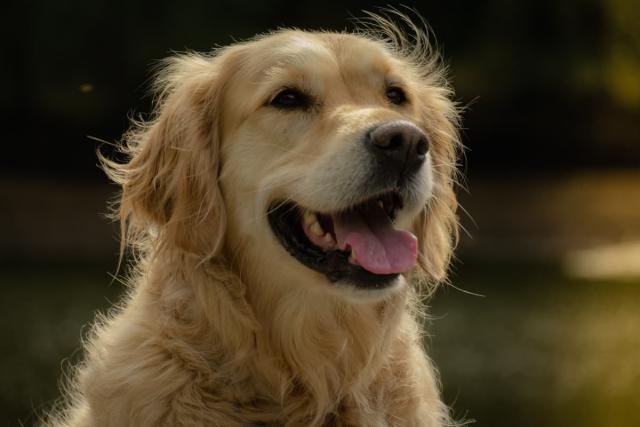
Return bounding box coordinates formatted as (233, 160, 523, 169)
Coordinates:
(2, 0, 639, 425)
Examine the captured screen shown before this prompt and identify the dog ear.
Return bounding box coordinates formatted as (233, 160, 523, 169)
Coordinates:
(413, 83, 461, 283)
(361, 12, 461, 283)
(102, 52, 235, 261)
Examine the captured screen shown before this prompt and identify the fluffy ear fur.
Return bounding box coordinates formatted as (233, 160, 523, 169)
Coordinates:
(101, 53, 230, 261)
(364, 11, 462, 284)
(414, 82, 461, 283)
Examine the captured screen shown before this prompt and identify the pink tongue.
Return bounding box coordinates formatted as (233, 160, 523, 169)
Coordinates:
(333, 203, 418, 275)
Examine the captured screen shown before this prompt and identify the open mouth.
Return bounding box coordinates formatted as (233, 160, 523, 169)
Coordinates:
(267, 191, 418, 289)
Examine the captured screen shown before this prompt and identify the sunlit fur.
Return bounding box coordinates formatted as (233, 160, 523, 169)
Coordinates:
(45, 13, 461, 427)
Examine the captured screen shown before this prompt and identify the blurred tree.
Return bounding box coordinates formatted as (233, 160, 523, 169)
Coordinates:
(602, 0, 640, 108)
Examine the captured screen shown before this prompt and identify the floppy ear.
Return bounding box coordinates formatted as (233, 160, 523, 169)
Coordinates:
(359, 11, 461, 283)
(413, 82, 461, 283)
(102, 52, 231, 260)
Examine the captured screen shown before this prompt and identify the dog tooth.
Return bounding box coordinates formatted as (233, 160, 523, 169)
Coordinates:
(323, 233, 335, 245)
(377, 200, 384, 209)
(303, 210, 317, 226)
(310, 221, 324, 236)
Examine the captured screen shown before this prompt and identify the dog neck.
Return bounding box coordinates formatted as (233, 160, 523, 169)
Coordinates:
(150, 252, 413, 421)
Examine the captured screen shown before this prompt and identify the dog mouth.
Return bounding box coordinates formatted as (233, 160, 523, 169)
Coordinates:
(267, 191, 417, 289)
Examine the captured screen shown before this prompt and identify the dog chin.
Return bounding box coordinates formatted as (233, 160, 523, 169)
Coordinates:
(331, 275, 407, 304)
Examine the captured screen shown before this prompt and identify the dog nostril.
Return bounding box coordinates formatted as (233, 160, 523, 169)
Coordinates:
(387, 134, 403, 150)
(367, 122, 429, 174)
(374, 132, 404, 150)
(416, 138, 429, 155)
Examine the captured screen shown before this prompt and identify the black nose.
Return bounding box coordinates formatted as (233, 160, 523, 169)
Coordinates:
(366, 121, 429, 177)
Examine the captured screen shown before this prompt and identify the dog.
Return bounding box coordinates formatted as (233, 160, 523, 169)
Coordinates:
(46, 13, 461, 427)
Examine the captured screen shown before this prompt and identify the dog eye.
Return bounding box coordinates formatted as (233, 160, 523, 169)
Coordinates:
(270, 88, 310, 110)
(386, 86, 408, 105)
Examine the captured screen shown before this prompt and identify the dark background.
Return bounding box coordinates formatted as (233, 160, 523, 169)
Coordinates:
(2, 1, 639, 426)
(4, 0, 640, 181)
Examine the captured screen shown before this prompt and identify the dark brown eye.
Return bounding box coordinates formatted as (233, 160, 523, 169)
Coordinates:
(270, 88, 310, 110)
(386, 86, 407, 105)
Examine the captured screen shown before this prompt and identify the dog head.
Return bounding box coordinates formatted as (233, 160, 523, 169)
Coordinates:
(106, 16, 460, 301)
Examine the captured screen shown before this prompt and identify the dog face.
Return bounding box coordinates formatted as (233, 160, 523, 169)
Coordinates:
(109, 24, 460, 301)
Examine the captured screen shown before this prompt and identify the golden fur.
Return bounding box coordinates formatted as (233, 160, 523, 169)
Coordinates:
(46, 14, 461, 427)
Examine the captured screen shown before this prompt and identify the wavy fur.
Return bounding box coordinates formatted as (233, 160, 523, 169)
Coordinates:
(45, 13, 461, 427)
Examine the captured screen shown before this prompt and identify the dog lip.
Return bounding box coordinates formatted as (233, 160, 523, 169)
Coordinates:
(267, 199, 400, 289)
(316, 188, 404, 221)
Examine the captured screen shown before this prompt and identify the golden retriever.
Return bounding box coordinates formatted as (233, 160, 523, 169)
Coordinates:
(46, 13, 461, 427)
